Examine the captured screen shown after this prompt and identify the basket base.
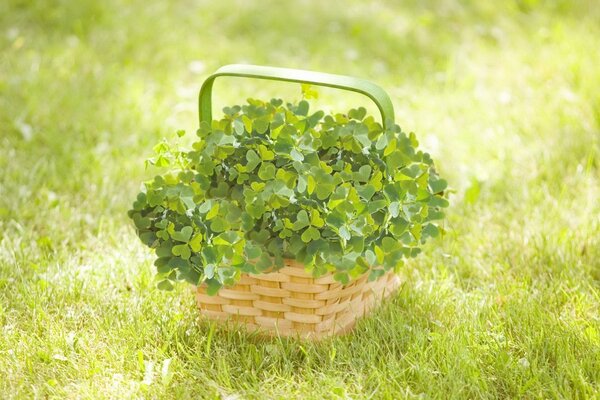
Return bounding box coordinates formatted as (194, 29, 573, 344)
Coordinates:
(195, 260, 401, 340)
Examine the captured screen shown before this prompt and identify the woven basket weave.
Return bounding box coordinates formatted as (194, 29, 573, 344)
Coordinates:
(195, 259, 401, 339)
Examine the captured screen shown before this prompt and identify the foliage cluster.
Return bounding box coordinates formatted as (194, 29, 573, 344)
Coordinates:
(129, 99, 448, 293)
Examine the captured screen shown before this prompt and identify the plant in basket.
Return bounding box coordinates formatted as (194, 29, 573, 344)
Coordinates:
(128, 65, 448, 337)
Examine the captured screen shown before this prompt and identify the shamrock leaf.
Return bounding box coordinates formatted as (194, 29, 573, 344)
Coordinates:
(245, 149, 261, 171)
(293, 210, 310, 231)
(310, 210, 324, 227)
(258, 144, 275, 160)
(315, 183, 335, 200)
(338, 226, 351, 241)
(307, 175, 316, 195)
(189, 234, 203, 252)
(355, 165, 372, 183)
(206, 203, 220, 220)
(210, 217, 229, 233)
(301, 227, 321, 243)
(348, 107, 366, 121)
(171, 226, 193, 242)
(213, 231, 241, 245)
(429, 178, 448, 194)
(290, 148, 304, 162)
(258, 162, 276, 180)
(132, 214, 151, 230)
(172, 244, 191, 260)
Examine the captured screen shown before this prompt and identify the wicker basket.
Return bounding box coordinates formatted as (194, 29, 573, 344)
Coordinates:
(195, 65, 402, 339)
(195, 259, 401, 339)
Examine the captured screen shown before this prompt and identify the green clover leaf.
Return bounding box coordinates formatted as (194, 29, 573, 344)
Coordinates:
(172, 244, 191, 260)
(245, 149, 261, 172)
(258, 162, 276, 180)
(171, 226, 193, 242)
(301, 226, 321, 243)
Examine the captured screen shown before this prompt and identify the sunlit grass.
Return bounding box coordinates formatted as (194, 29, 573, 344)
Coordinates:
(0, 0, 599, 398)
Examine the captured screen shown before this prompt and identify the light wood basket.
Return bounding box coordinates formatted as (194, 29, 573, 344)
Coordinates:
(195, 259, 401, 339)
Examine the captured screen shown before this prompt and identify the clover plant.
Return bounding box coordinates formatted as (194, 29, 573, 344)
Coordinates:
(128, 98, 448, 294)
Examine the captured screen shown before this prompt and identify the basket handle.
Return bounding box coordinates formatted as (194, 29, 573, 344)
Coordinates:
(198, 64, 395, 130)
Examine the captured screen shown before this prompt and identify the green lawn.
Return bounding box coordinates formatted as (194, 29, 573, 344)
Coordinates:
(1, 0, 599, 398)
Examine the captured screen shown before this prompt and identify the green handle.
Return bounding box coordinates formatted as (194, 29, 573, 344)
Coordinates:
(198, 64, 395, 129)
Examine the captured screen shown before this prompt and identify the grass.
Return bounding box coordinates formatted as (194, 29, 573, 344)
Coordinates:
(0, 0, 599, 398)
